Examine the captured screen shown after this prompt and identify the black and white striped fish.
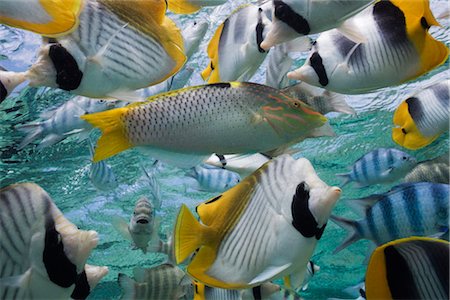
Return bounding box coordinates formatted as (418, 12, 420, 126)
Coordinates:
(16, 96, 120, 150)
(118, 264, 193, 300)
(2, 0, 186, 100)
(88, 140, 118, 192)
(289, 0, 449, 94)
(336, 148, 417, 187)
(404, 152, 449, 184)
(365, 237, 449, 299)
(0, 183, 101, 299)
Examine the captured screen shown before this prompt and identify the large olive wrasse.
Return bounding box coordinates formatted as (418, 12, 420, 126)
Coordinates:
(0, 183, 104, 299)
(392, 79, 449, 150)
(173, 154, 341, 289)
(82, 82, 328, 168)
(289, 0, 449, 94)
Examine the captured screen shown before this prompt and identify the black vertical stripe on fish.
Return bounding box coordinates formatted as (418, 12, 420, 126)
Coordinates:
(253, 286, 262, 300)
(1, 192, 26, 245)
(406, 97, 424, 125)
(380, 198, 398, 240)
(366, 210, 381, 243)
(384, 245, 419, 298)
(291, 182, 325, 239)
(0, 79, 7, 102)
(273, 0, 310, 35)
(420, 17, 430, 30)
(43, 203, 78, 287)
(216, 154, 227, 167)
(432, 83, 449, 106)
(334, 35, 357, 59)
(372, 1, 408, 45)
(256, 8, 266, 53)
(309, 52, 329, 87)
(310, 261, 315, 274)
(48, 44, 83, 91)
(403, 186, 423, 234)
(71, 270, 91, 300)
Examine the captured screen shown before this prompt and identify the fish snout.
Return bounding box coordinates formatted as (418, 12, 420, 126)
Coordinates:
(136, 219, 149, 224)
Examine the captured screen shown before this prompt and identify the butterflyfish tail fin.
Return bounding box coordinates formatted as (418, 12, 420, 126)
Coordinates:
(80, 108, 133, 162)
(174, 204, 213, 264)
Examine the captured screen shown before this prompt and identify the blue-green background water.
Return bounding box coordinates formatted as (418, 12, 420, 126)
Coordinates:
(0, 1, 449, 299)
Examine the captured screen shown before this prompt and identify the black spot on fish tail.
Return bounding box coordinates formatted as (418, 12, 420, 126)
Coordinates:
(373, 1, 408, 44)
(209, 83, 231, 89)
(252, 286, 262, 300)
(405, 97, 423, 124)
(291, 182, 326, 239)
(420, 17, 430, 30)
(48, 44, 83, 91)
(43, 209, 78, 287)
(0, 80, 7, 103)
(384, 245, 419, 298)
(71, 270, 91, 300)
(256, 8, 266, 53)
(310, 52, 329, 87)
(274, 0, 310, 35)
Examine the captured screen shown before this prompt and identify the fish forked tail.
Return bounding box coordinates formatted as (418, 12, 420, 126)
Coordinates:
(330, 215, 361, 254)
(80, 107, 132, 162)
(15, 123, 44, 150)
(0, 69, 27, 102)
(118, 273, 136, 299)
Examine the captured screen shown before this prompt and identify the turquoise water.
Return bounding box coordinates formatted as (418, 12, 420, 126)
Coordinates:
(0, 1, 449, 299)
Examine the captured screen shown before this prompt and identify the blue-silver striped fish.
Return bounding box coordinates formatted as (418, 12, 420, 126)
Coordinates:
(404, 152, 449, 184)
(88, 141, 118, 191)
(337, 148, 417, 187)
(17, 96, 119, 150)
(186, 164, 241, 193)
(331, 182, 449, 253)
(0, 183, 102, 299)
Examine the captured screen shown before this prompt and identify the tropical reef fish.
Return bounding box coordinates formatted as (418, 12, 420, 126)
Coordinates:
(205, 153, 272, 178)
(201, 4, 271, 83)
(88, 140, 118, 191)
(142, 166, 163, 211)
(260, 0, 373, 50)
(392, 79, 449, 150)
(288, 0, 449, 94)
(0, 0, 82, 36)
(1, 0, 186, 100)
(82, 82, 328, 168)
(174, 154, 341, 289)
(331, 182, 449, 253)
(365, 237, 449, 299)
(16, 96, 119, 150)
(71, 264, 109, 300)
(0, 183, 100, 299)
(112, 196, 165, 254)
(281, 82, 355, 115)
(186, 164, 241, 193)
(299, 261, 320, 291)
(193, 281, 281, 300)
(167, 0, 227, 14)
(183, 21, 209, 59)
(328, 281, 366, 300)
(118, 264, 193, 300)
(404, 152, 449, 184)
(336, 148, 417, 187)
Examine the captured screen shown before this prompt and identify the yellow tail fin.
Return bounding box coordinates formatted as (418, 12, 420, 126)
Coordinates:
(174, 204, 211, 264)
(81, 108, 132, 162)
(167, 0, 201, 14)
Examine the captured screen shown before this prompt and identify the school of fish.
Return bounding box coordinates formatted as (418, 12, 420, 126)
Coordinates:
(0, 0, 448, 299)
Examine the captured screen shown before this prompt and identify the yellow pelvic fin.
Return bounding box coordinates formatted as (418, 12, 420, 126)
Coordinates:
(0, 0, 82, 37)
(174, 204, 216, 264)
(392, 101, 439, 149)
(80, 108, 132, 162)
(167, 0, 201, 14)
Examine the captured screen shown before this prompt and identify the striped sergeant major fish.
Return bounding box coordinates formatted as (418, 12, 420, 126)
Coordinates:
(260, 0, 373, 50)
(201, 4, 271, 83)
(16, 96, 120, 150)
(174, 154, 341, 290)
(186, 164, 241, 193)
(365, 237, 449, 299)
(112, 196, 168, 254)
(88, 140, 118, 192)
(0, 0, 82, 37)
(331, 182, 449, 253)
(336, 148, 417, 188)
(81, 82, 329, 168)
(393, 79, 450, 150)
(288, 0, 449, 94)
(0, 183, 101, 299)
(118, 264, 193, 300)
(193, 281, 281, 300)
(404, 152, 449, 184)
(0, 0, 185, 100)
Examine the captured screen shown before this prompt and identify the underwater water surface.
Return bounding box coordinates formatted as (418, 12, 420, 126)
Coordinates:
(0, 1, 449, 299)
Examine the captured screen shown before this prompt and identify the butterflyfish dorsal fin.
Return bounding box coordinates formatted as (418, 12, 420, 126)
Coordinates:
(202, 22, 225, 82)
(0, 0, 83, 37)
(167, 0, 201, 14)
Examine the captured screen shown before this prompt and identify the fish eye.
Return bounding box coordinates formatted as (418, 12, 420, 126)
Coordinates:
(291, 100, 301, 108)
(402, 156, 407, 160)
(99, 100, 106, 103)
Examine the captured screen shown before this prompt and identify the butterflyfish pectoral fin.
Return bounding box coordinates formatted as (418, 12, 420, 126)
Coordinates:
(0, 0, 83, 37)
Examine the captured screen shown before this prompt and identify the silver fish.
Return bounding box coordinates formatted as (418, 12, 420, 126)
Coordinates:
(404, 152, 449, 184)
(186, 164, 241, 193)
(88, 141, 118, 192)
